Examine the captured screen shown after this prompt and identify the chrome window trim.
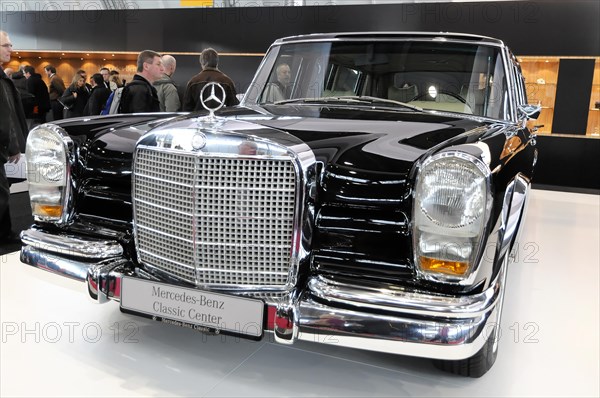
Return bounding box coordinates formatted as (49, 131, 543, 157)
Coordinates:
(274, 31, 504, 46)
(500, 46, 519, 122)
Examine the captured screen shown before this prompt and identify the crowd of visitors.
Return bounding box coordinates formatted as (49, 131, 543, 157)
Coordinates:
(4, 47, 241, 126)
(2, 39, 244, 242)
(1, 33, 248, 242)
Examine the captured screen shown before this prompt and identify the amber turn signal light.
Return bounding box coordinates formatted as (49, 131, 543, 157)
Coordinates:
(419, 256, 469, 276)
(33, 204, 63, 218)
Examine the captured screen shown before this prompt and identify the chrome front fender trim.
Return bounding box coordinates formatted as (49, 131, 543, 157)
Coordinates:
(20, 228, 123, 259)
(275, 267, 505, 360)
(21, 243, 126, 304)
(21, 244, 120, 282)
(21, 244, 87, 281)
(504, 174, 531, 259)
(295, 295, 494, 360)
(308, 275, 500, 319)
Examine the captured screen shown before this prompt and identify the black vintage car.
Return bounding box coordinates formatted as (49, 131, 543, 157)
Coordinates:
(21, 32, 539, 377)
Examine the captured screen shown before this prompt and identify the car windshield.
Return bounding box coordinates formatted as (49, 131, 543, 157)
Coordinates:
(255, 40, 509, 120)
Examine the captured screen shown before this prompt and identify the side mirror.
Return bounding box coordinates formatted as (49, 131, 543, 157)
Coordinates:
(518, 104, 541, 120)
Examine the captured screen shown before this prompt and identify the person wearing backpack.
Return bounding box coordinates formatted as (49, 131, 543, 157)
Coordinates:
(119, 50, 163, 113)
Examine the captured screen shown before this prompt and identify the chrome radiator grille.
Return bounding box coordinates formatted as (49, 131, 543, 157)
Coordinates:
(133, 147, 297, 288)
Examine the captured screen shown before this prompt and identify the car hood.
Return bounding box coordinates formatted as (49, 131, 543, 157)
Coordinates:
(245, 104, 488, 167)
(75, 106, 491, 225)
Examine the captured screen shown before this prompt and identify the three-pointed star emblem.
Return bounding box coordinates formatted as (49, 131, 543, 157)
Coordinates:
(200, 82, 227, 113)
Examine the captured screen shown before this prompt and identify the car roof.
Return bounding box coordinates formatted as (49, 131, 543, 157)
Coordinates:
(274, 31, 505, 46)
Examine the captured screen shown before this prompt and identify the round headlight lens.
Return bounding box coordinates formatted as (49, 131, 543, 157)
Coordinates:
(418, 157, 486, 230)
(413, 152, 490, 280)
(25, 125, 70, 222)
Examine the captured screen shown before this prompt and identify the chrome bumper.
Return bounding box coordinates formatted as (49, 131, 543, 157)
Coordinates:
(20, 228, 127, 302)
(20, 228, 503, 361)
(274, 274, 505, 360)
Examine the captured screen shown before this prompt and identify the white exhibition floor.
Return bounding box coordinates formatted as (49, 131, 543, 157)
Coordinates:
(1, 189, 599, 397)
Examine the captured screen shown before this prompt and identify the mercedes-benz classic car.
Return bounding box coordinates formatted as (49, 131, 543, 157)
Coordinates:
(21, 32, 539, 377)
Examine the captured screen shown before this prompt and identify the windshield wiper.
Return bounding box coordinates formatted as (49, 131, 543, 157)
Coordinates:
(272, 96, 423, 111)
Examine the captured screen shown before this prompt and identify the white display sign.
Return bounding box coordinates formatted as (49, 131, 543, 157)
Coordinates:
(120, 277, 264, 338)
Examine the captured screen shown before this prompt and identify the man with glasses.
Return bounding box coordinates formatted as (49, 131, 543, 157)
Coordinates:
(0, 31, 28, 246)
(119, 50, 164, 113)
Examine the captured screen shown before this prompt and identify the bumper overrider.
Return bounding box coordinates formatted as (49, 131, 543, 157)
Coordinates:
(20, 228, 503, 361)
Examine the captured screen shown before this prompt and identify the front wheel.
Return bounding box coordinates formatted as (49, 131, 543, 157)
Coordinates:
(432, 325, 498, 377)
(433, 255, 509, 377)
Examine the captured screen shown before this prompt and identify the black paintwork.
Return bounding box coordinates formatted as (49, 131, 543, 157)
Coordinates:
(39, 102, 535, 294)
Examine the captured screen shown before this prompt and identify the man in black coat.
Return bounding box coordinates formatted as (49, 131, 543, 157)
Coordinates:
(10, 66, 35, 116)
(119, 50, 163, 113)
(0, 30, 28, 244)
(83, 73, 111, 116)
(23, 65, 51, 127)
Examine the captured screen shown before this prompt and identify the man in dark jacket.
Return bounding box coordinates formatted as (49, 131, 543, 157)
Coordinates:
(10, 65, 35, 116)
(10, 65, 26, 90)
(183, 48, 239, 111)
(0, 30, 28, 244)
(83, 73, 111, 116)
(119, 50, 163, 113)
(44, 64, 66, 121)
(23, 65, 51, 127)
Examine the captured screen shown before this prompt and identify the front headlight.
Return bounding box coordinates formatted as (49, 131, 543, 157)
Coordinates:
(413, 152, 491, 282)
(25, 125, 72, 223)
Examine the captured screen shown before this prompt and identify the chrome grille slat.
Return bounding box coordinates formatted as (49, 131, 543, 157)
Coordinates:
(133, 147, 297, 288)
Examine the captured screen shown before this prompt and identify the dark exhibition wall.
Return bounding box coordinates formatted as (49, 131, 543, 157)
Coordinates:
(2, 0, 599, 191)
(3, 1, 599, 92)
(3, 0, 599, 55)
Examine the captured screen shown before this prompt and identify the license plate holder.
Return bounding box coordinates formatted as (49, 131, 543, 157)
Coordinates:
(120, 276, 265, 340)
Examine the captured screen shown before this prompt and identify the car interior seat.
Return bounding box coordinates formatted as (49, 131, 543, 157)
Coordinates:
(460, 84, 487, 116)
(388, 74, 418, 102)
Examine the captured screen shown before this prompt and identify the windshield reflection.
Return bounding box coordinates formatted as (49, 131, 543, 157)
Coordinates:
(256, 40, 508, 120)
